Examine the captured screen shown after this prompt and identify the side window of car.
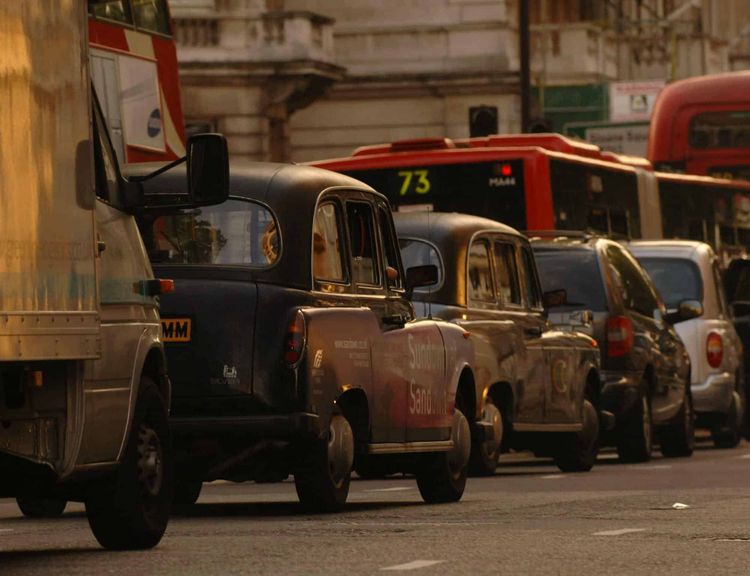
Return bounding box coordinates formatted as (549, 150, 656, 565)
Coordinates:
(346, 201, 381, 287)
(313, 202, 347, 290)
(520, 245, 544, 310)
(606, 245, 659, 317)
(468, 239, 495, 304)
(493, 241, 521, 306)
(712, 258, 729, 318)
(377, 204, 404, 290)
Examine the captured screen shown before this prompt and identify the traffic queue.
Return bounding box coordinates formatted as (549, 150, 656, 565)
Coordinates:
(131, 160, 745, 515)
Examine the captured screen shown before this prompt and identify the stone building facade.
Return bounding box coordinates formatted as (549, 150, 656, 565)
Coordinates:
(170, 0, 750, 164)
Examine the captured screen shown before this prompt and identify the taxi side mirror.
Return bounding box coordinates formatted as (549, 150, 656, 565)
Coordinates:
(405, 264, 438, 298)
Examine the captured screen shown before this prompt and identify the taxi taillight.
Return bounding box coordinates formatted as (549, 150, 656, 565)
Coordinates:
(606, 315, 634, 357)
(706, 331, 723, 368)
(284, 310, 306, 365)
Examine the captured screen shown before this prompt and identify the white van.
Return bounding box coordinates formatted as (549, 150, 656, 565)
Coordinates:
(629, 241, 744, 448)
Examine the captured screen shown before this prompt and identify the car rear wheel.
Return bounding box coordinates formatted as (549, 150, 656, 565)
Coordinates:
(85, 378, 174, 550)
(712, 391, 742, 449)
(469, 400, 502, 477)
(16, 496, 67, 518)
(294, 413, 354, 513)
(554, 399, 599, 472)
(617, 389, 652, 463)
(660, 385, 694, 458)
(416, 409, 470, 503)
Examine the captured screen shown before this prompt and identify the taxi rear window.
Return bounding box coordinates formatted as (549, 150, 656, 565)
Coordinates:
(148, 198, 279, 266)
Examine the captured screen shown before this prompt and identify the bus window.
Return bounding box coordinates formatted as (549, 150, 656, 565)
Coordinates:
(689, 111, 750, 150)
(89, 0, 133, 25)
(550, 158, 641, 238)
(132, 0, 171, 35)
(343, 160, 527, 231)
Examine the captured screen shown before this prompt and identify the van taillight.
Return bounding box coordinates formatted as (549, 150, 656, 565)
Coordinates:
(706, 332, 723, 368)
(606, 316, 634, 357)
(284, 310, 306, 365)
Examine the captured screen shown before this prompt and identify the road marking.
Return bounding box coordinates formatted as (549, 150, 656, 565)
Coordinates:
(638, 464, 672, 470)
(540, 474, 565, 479)
(593, 528, 648, 537)
(381, 560, 445, 571)
(0, 529, 13, 534)
(364, 487, 414, 493)
(737, 454, 750, 459)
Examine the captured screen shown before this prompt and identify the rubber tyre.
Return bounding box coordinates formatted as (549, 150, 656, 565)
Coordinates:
(617, 389, 652, 463)
(660, 387, 695, 458)
(16, 496, 67, 518)
(416, 409, 470, 504)
(294, 413, 354, 513)
(468, 401, 502, 477)
(85, 378, 174, 550)
(172, 480, 202, 513)
(554, 400, 600, 472)
(712, 391, 742, 449)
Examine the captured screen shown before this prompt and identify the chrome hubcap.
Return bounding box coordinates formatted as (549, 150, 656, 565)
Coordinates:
(327, 415, 354, 489)
(448, 409, 471, 479)
(137, 424, 163, 498)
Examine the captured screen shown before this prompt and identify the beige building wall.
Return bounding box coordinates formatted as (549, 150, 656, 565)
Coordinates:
(172, 0, 750, 164)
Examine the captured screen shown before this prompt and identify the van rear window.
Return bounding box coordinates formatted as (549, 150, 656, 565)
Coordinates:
(532, 249, 607, 311)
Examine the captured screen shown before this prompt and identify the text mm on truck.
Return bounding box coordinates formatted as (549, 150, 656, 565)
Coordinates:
(0, 2, 229, 550)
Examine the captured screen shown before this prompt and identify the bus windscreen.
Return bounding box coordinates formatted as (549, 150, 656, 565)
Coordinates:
(343, 160, 527, 231)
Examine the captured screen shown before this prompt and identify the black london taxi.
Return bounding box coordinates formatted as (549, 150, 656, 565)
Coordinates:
(393, 212, 603, 475)
(137, 163, 475, 511)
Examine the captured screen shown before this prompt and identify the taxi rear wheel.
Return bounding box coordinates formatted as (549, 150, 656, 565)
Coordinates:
(469, 400, 502, 477)
(416, 408, 470, 503)
(16, 496, 67, 518)
(294, 413, 354, 513)
(554, 399, 599, 472)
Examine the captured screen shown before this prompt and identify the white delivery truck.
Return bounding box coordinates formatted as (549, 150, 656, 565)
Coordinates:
(0, 1, 228, 549)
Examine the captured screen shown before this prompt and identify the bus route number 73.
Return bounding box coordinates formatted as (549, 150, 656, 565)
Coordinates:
(398, 169, 431, 196)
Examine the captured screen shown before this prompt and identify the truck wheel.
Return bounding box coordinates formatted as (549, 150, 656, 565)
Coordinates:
(554, 399, 599, 472)
(416, 408, 470, 503)
(294, 413, 354, 513)
(617, 389, 652, 463)
(16, 496, 67, 518)
(85, 378, 173, 550)
(172, 480, 202, 513)
(469, 400, 502, 476)
(712, 391, 742, 449)
(660, 386, 695, 457)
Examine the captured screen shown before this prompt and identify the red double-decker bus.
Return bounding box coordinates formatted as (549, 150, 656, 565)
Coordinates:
(88, 0, 185, 165)
(648, 71, 750, 180)
(312, 134, 658, 239)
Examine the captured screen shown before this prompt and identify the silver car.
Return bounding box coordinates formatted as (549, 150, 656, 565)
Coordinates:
(630, 241, 745, 448)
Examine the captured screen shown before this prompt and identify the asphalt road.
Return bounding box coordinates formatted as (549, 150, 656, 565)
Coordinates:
(3, 439, 750, 575)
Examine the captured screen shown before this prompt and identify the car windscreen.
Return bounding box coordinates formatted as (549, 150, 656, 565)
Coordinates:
(532, 248, 607, 311)
(147, 198, 279, 266)
(635, 257, 702, 309)
(398, 238, 443, 291)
